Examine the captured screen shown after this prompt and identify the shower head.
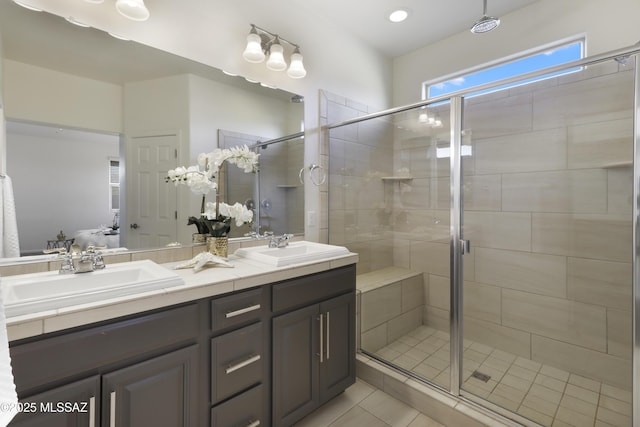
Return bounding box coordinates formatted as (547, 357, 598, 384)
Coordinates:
(470, 0, 500, 34)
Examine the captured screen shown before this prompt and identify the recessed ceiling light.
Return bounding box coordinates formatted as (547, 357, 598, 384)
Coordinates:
(389, 9, 409, 23)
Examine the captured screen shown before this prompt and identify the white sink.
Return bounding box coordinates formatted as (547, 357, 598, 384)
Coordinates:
(1, 260, 185, 317)
(234, 241, 350, 267)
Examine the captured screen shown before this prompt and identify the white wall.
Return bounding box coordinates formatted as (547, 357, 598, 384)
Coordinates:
(393, 0, 640, 106)
(3, 60, 122, 133)
(6, 128, 119, 254)
(188, 74, 300, 158)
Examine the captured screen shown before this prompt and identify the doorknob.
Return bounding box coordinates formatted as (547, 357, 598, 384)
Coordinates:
(130, 223, 139, 229)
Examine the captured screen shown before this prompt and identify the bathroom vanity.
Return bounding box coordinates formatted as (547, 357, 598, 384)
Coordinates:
(5, 246, 357, 427)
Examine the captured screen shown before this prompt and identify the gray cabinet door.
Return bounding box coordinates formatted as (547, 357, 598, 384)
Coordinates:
(320, 292, 356, 403)
(102, 345, 199, 427)
(272, 304, 320, 427)
(8, 375, 100, 427)
(319, 292, 356, 403)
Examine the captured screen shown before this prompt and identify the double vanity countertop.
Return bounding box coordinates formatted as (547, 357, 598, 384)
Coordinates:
(5, 247, 358, 343)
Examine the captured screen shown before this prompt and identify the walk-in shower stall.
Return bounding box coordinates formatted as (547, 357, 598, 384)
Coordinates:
(326, 46, 640, 427)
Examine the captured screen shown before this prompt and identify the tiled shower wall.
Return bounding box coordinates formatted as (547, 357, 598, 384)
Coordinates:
(325, 59, 635, 390)
(321, 91, 397, 274)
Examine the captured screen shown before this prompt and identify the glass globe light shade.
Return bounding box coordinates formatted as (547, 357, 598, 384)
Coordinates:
(287, 51, 307, 78)
(242, 33, 265, 63)
(115, 0, 150, 21)
(266, 43, 287, 71)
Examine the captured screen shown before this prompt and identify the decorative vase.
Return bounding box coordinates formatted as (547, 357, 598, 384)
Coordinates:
(192, 233, 208, 244)
(207, 236, 229, 258)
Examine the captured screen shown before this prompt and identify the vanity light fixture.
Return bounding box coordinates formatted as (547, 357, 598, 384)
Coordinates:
(242, 24, 307, 79)
(115, 0, 150, 21)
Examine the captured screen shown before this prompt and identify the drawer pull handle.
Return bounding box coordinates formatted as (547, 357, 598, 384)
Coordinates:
(226, 354, 261, 374)
(226, 304, 261, 318)
(89, 396, 96, 427)
(109, 391, 116, 427)
(247, 420, 260, 427)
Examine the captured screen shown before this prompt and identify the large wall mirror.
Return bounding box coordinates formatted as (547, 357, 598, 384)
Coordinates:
(0, 1, 304, 258)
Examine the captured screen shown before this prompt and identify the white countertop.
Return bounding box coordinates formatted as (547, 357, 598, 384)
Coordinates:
(6, 252, 358, 342)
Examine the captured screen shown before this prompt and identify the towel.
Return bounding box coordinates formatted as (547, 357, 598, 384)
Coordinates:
(0, 287, 18, 426)
(0, 176, 20, 258)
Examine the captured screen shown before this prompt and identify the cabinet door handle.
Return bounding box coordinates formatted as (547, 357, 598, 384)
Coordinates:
(89, 396, 96, 427)
(317, 314, 324, 363)
(226, 354, 261, 374)
(326, 312, 330, 361)
(246, 420, 260, 427)
(225, 304, 261, 318)
(109, 391, 116, 427)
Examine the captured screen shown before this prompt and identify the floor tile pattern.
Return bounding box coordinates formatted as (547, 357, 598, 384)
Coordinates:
(369, 325, 632, 427)
(294, 378, 446, 427)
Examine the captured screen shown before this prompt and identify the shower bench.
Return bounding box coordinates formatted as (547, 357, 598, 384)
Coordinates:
(357, 266, 424, 352)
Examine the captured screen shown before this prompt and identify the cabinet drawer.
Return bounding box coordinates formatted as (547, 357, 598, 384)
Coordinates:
(10, 304, 199, 395)
(211, 384, 263, 427)
(272, 265, 356, 313)
(211, 322, 264, 403)
(211, 287, 266, 332)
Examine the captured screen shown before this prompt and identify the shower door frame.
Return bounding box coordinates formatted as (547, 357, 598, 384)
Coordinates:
(325, 43, 640, 426)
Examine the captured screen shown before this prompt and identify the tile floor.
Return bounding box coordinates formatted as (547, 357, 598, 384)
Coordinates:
(294, 378, 446, 427)
(367, 325, 632, 427)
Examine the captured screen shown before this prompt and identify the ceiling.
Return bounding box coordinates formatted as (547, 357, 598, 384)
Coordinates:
(0, 0, 539, 87)
(290, 0, 539, 57)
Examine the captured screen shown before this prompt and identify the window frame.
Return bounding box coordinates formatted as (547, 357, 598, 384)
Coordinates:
(108, 158, 120, 213)
(422, 36, 586, 101)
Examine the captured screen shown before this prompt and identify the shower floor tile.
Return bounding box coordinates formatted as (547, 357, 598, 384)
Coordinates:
(368, 325, 632, 427)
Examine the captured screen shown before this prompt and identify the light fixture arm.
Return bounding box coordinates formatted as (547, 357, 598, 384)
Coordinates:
(243, 23, 306, 78)
(250, 24, 300, 53)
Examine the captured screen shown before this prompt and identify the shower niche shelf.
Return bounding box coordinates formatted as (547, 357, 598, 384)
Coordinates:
(381, 176, 413, 181)
(602, 161, 632, 169)
(276, 184, 300, 188)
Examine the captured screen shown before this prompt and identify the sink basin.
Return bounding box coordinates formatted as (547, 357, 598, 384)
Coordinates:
(234, 241, 350, 267)
(1, 260, 185, 317)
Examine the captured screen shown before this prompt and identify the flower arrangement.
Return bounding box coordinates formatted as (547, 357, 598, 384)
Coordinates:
(167, 145, 259, 238)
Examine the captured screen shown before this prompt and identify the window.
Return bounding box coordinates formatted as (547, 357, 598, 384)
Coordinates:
(424, 38, 584, 100)
(109, 159, 120, 212)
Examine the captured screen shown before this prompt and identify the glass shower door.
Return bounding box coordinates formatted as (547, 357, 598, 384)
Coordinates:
(336, 102, 454, 391)
(459, 59, 635, 427)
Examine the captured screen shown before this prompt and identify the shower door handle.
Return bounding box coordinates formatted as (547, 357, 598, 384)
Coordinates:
(460, 239, 471, 255)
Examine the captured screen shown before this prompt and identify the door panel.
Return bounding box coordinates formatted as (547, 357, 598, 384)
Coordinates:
(272, 304, 319, 426)
(103, 345, 199, 427)
(459, 60, 634, 427)
(9, 376, 100, 427)
(319, 292, 355, 403)
(126, 133, 178, 249)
